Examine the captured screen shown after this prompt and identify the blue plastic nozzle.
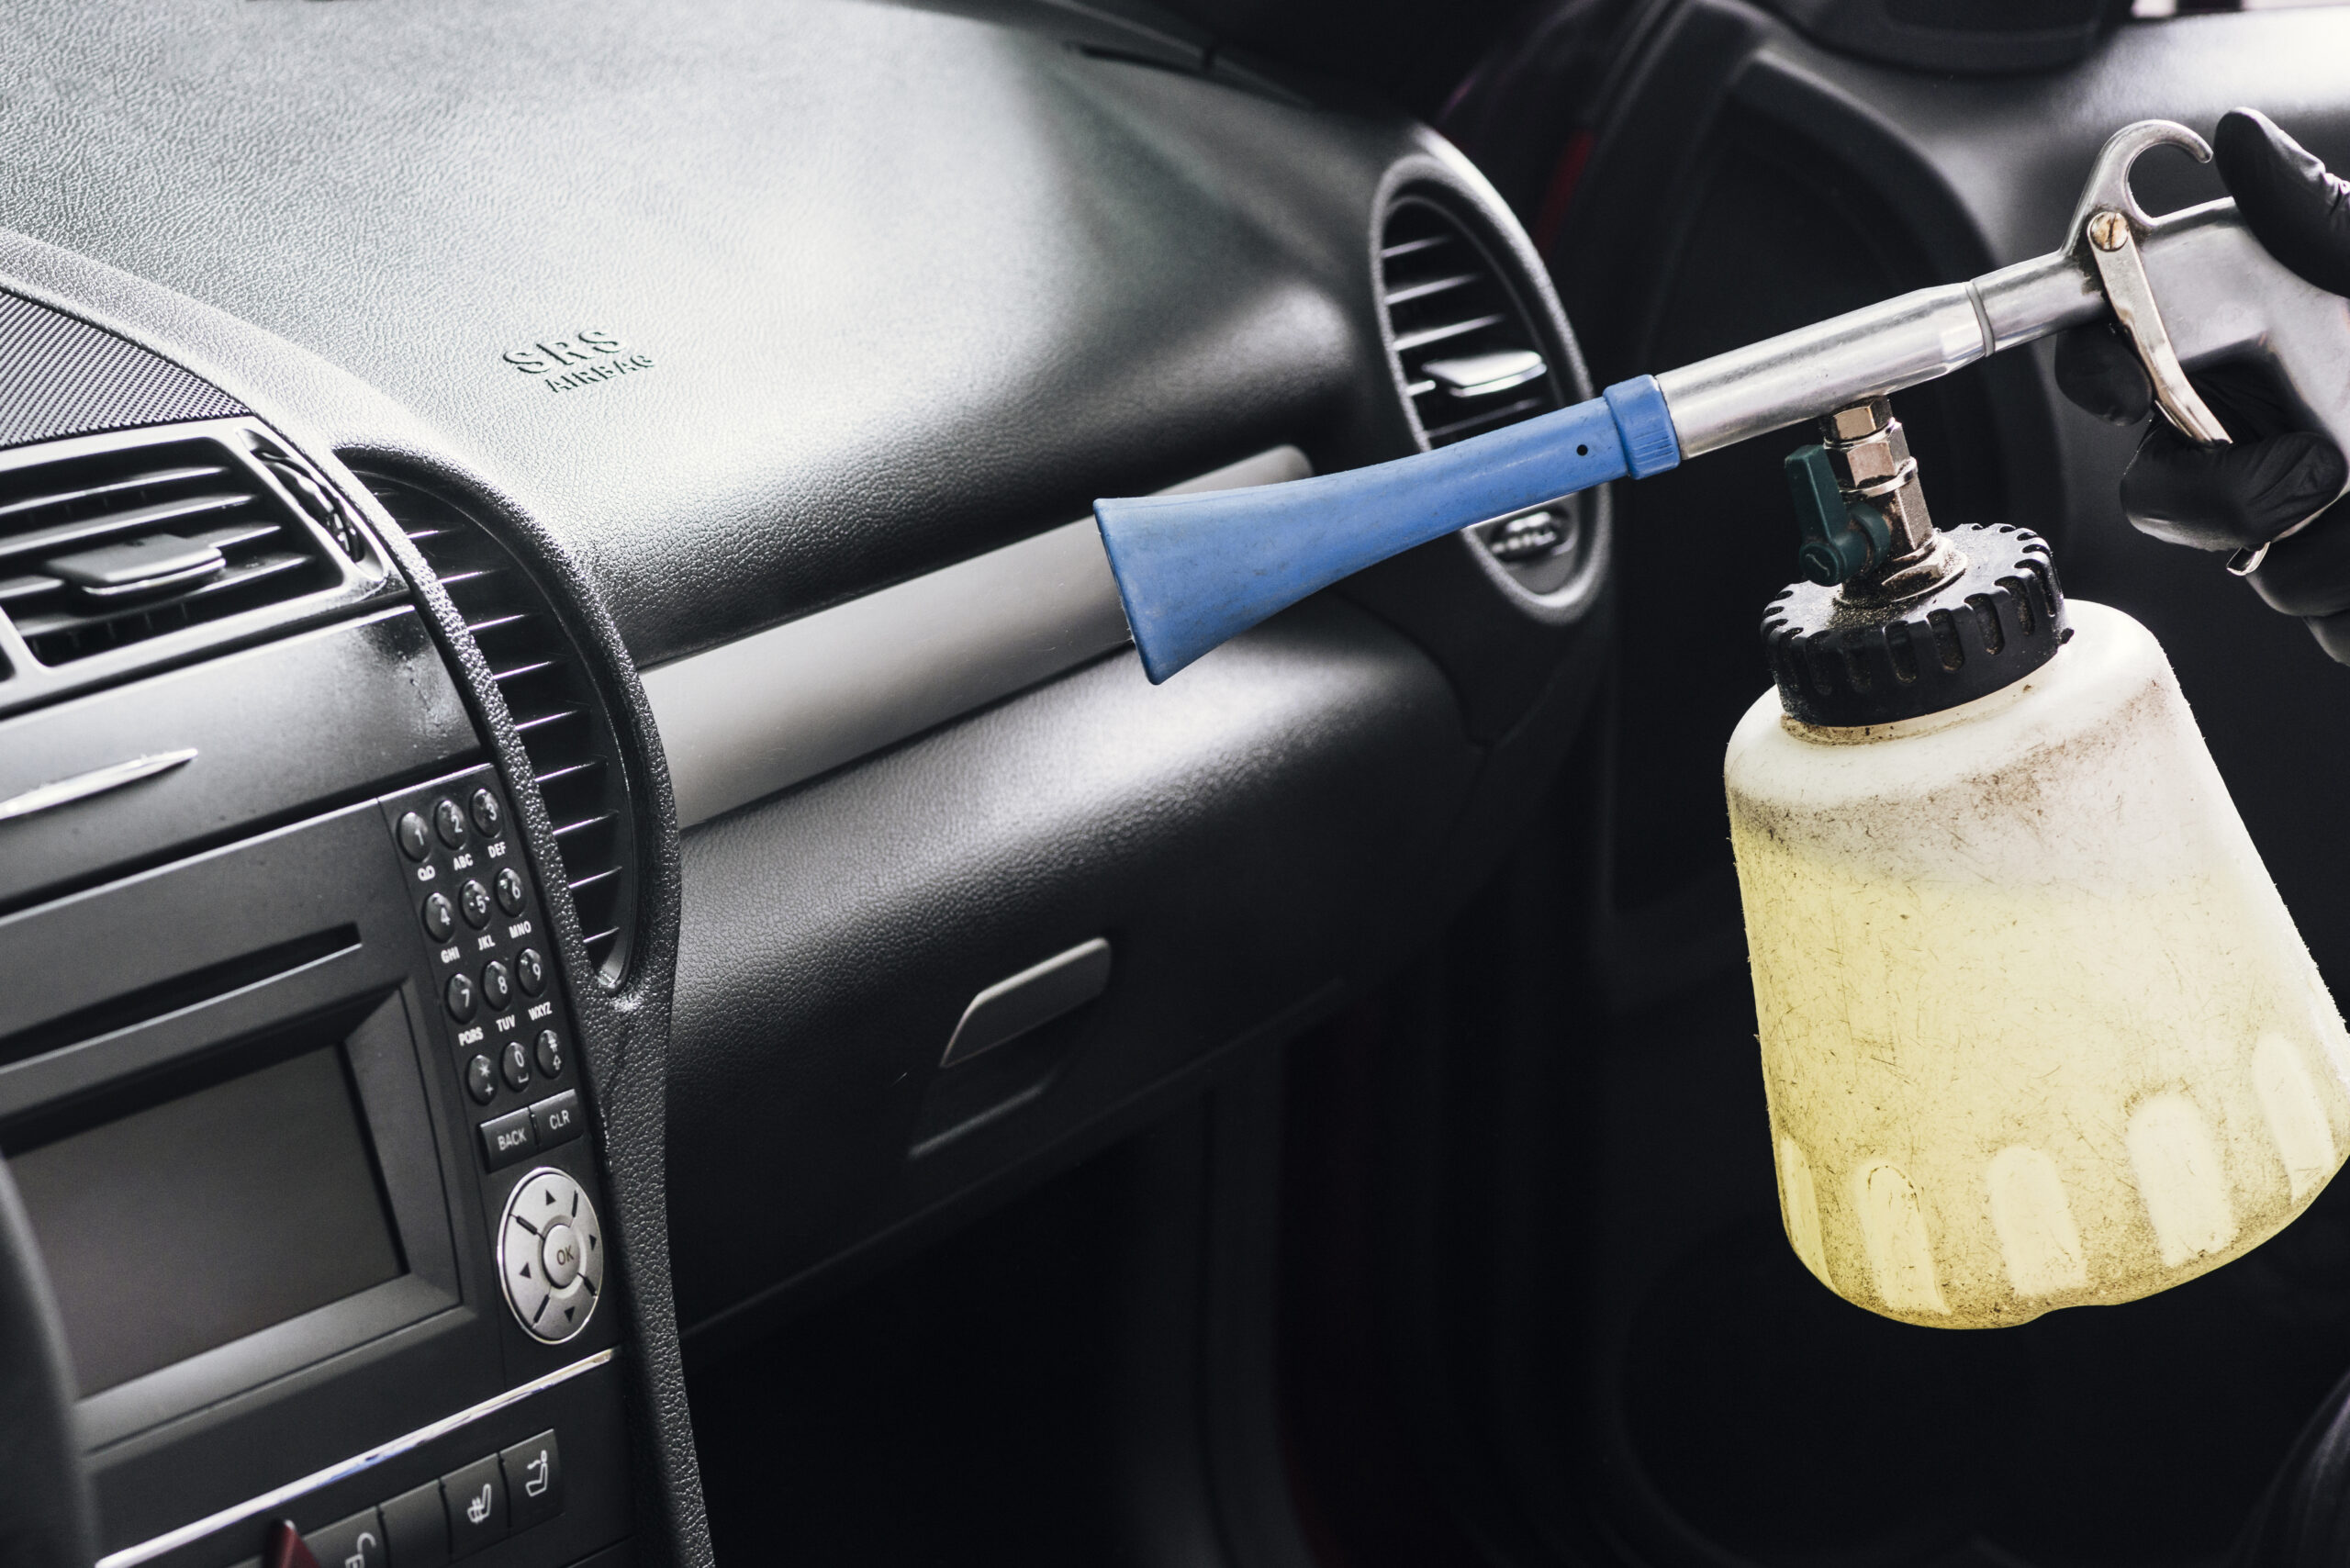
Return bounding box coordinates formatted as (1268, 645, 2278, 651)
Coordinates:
(1094, 375, 1680, 683)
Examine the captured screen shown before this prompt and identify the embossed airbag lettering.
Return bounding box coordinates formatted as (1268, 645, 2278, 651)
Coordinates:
(501, 329, 654, 393)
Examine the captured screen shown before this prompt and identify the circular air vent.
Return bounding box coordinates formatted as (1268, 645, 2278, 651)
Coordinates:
(1379, 197, 1567, 449)
(1378, 195, 1591, 596)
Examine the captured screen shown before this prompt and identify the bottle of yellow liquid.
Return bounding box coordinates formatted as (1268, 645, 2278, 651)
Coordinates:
(1727, 407, 2350, 1327)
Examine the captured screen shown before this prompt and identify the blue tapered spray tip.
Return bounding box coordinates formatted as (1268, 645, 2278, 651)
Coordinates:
(1095, 376, 1680, 682)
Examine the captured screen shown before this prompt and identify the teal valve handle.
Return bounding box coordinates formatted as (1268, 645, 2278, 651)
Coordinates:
(1096, 376, 1679, 683)
(1784, 445, 1893, 587)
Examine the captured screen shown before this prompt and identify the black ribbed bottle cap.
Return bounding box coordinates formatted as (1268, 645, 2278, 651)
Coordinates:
(1762, 524, 2069, 727)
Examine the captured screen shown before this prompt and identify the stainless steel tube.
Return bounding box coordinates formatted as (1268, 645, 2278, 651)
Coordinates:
(1971, 252, 2105, 353)
(1654, 252, 2106, 458)
(1657, 283, 1993, 457)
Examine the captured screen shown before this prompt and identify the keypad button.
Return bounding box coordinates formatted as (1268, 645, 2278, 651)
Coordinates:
(465, 1053, 498, 1105)
(500, 1430, 565, 1533)
(396, 811, 431, 861)
(531, 1089, 582, 1149)
(515, 947, 546, 996)
(432, 798, 467, 849)
(501, 1036, 532, 1092)
(482, 959, 513, 1010)
(470, 788, 503, 837)
(479, 1107, 536, 1169)
(441, 1453, 508, 1556)
(380, 1481, 449, 1568)
(421, 891, 456, 943)
(539, 1222, 583, 1289)
(533, 1028, 565, 1079)
(495, 866, 526, 915)
(445, 973, 477, 1023)
(459, 879, 491, 929)
(304, 1507, 386, 1568)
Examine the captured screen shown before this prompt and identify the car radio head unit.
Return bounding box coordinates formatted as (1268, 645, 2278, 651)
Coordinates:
(0, 755, 630, 1565)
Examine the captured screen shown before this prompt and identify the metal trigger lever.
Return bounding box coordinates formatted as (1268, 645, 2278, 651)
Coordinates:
(2065, 121, 2292, 577)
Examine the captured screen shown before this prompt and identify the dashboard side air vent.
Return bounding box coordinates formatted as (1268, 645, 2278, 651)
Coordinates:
(1379, 196, 1593, 595)
(1378, 197, 1568, 449)
(368, 478, 639, 986)
(0, 426, 357, 669)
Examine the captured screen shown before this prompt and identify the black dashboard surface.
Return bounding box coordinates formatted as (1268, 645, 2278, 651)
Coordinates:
(0, 0, 1429, 666)
(0, 5, 1598, 1561)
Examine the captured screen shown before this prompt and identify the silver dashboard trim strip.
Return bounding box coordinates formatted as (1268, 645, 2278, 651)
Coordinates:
(643, 445, 1312, 828)
(94, 1347, 618, 1568)
(0, 747, 197, 824)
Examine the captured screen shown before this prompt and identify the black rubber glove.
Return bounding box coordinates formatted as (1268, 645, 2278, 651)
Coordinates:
(2053, 108, 2350, 661)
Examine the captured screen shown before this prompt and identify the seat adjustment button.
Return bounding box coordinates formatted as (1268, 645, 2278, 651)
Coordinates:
(500, 1431, 565, 1532)
(441, 1453, 508, 1554)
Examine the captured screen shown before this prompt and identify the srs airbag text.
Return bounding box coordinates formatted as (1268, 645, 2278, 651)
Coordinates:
(501, 330, 655, 393)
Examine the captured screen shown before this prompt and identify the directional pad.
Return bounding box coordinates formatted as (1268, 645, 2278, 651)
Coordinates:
(497, 1167, 605, 1344)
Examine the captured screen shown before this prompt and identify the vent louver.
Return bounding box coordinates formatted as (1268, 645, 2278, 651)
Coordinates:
(0, 431, 350, 667)
(1379, 199, 1566, 449)
(369, 478, 638, 985)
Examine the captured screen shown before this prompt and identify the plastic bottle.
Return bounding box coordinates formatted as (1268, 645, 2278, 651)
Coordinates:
(1729, 578, 2350, 1327)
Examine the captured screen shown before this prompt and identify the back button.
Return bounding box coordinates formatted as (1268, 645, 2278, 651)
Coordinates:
(479, 1107, 536, 1169)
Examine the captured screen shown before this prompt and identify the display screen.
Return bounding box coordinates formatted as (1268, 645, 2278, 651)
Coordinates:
(9, 1043, 404, 1395)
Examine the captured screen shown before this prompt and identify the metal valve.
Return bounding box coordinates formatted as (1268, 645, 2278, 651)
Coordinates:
(1784, 397, 1962, 600)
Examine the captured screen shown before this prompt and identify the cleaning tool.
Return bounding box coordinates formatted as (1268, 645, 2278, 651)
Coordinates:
(1094, 119, 2350, 1326)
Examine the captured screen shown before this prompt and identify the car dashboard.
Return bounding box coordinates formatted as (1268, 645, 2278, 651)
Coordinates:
(0, 4, 1600, 1565)
(6, 3, 2350, 1567)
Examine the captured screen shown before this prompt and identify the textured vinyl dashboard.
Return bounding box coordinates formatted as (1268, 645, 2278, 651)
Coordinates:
(0, 0, 1428, 666)
(0, 3, 1610, 1560)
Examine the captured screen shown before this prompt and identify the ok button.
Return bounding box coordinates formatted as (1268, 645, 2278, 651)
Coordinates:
(541, 1222, 583, 1290)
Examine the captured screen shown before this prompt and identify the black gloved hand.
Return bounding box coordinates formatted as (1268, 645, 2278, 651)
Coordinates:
(2053, 108, 2350, 661)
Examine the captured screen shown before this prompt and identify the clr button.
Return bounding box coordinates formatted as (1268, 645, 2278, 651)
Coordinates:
(530, 1090, 581, 1149)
